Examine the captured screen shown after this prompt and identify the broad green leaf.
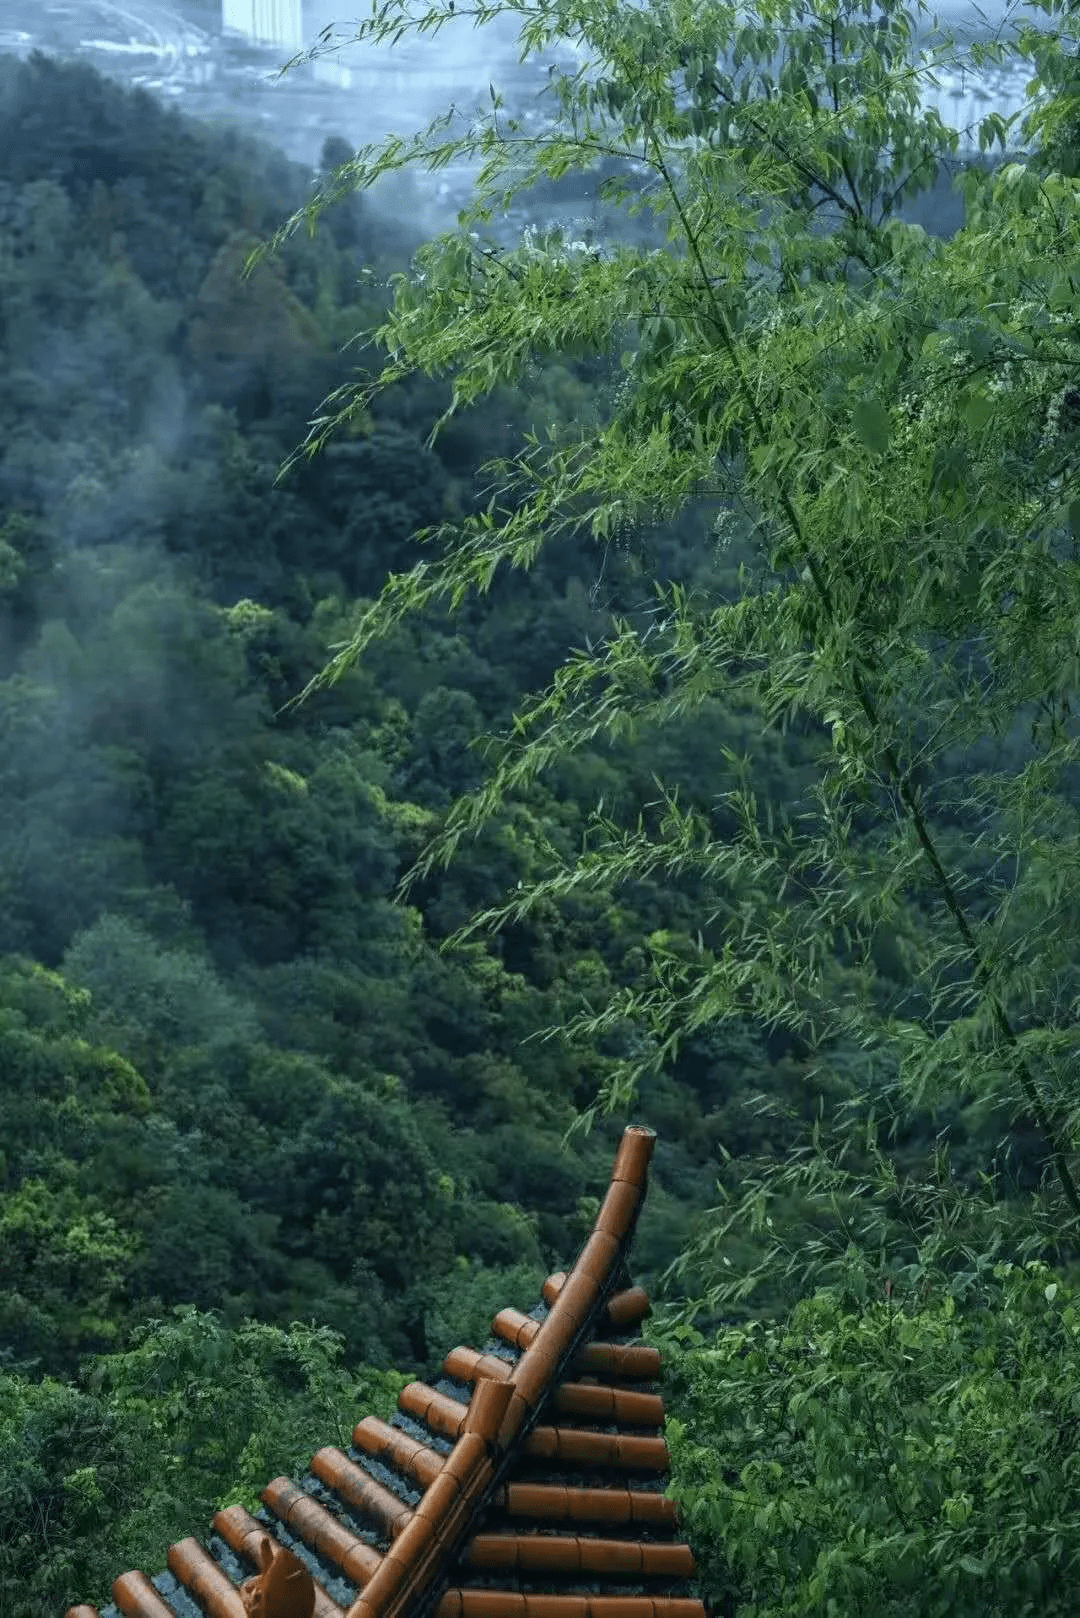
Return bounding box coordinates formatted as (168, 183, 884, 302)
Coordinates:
(962, 391, 996, 430)
(852, 397, 891, 455)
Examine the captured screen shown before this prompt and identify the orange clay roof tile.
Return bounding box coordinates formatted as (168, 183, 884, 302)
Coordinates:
(542, 1272, 569, 1305)
(493, 1483, 677, 1528)
(166, 1537, 247, 1616)
(461, 1536, 696, 1578)
(510, 1339, 561, 1411)
(441, 1347, 512, 1384)
(576, 1229, 621, 1286)
(260, 1476, 386, 1584)
(605, 1288, 652, 1332)
(351, 1418, 443, 1490)
(594, 1178, 643, 1238)
(61, 1126, 706, 1618)
(574, 1342, 662, 1380)
(523, 1427, 670, 1470)
(110, 1575, 176, 1618)
(490, 1314, 662, 1383)
(543, 1266, 599, 1335)
(211, 1510, 346, 1618)
(436, 1598, 704, 1618)
(309, 1450, 414, 1539)
(397, 1384, 468, 1442)
(461, 1375, 514, 1442)
(553, 1384, 665, 1426)
(541, 1277, 652, 1332)
(490, 1308, 538, 1350)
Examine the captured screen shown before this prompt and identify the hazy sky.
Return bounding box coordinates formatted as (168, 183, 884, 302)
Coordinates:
(3, 1, 1055, 186)
(299, 0, 1054, 51)
(292, 0, 1051, 165)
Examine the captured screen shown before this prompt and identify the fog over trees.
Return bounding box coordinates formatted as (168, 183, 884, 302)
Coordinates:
(2, 2, 1080, 1613)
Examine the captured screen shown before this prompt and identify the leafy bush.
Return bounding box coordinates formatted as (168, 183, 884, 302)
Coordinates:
(0, 1307, 405, 1618)
(661, 1260, 1080, 1617)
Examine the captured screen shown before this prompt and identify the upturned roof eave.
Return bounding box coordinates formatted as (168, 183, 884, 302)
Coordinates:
(343, 1125, 657, 1618)
(63, 1125, 709, 1618)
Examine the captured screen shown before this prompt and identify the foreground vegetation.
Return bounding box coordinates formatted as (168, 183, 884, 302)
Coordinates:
(2, 0, 1080, 1609)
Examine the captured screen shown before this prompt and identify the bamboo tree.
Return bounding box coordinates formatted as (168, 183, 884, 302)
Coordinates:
(254, 13, 1080, 1599)
(254, 0, 1080, 1228)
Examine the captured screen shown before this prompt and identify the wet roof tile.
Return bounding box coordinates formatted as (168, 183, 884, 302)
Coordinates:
(63, 1125, 707, 1618)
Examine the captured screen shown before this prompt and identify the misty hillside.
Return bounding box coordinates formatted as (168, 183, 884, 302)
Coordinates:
(2, 23, 1080, 1618)
(0, 45, 743, 1377)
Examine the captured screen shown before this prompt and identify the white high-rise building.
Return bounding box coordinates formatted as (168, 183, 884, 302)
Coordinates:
(222, 0, 304, 51)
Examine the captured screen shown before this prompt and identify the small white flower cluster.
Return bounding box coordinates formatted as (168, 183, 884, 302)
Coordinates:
(711, 505, 739, 547)
(609, 371, 637, 414)
(611, 512, 636, 550)
(890, 336, 981, 448)
(1008, 296, 1073, 338)
(890, 384, 938, 450)
(1040, 384, 1080, 455)
(754, 305, 785, 341)
(516, 221, 595, 267)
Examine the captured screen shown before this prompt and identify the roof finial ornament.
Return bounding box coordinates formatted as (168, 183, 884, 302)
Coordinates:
(239, 1533, 316, 1618)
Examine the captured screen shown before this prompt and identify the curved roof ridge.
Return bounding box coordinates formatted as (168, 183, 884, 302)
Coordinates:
(342, 1125, 656, 1618)
(64, 1125, 706, 1618)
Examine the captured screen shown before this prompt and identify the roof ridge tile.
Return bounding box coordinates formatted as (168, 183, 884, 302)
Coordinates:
(309, 1450, 414, 1539)
(63, 1126, 704, 1618)
(352, 1418, 444, 1492)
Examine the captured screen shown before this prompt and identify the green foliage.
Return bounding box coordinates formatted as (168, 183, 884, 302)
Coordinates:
(7, 7, 1080, 1610)
(658, 1260, 1080, 1616)
(258, 1, 1080, 1611)
(0, 43, 725, 1611)
(63, 914, 259, 1072)
(0, 1178, 140, 1367)
(0, 1308, 404, 1618)
(421, 1257, 548, 1358)
(271, 0, 1080, 1211)
(86, 1307, 406, 1514)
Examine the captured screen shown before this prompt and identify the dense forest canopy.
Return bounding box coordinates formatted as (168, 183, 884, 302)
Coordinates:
(2, 0, 1080, 1612)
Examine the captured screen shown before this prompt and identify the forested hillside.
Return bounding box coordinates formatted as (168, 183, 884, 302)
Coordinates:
(3, 1, 1080, 1612)
(0, 48, 801, 1606)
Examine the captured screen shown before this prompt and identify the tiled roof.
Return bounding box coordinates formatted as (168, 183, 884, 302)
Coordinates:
(64, 1125, 707, 1618)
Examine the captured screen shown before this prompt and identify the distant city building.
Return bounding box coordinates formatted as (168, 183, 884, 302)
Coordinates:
(222, 0, 304, 51)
